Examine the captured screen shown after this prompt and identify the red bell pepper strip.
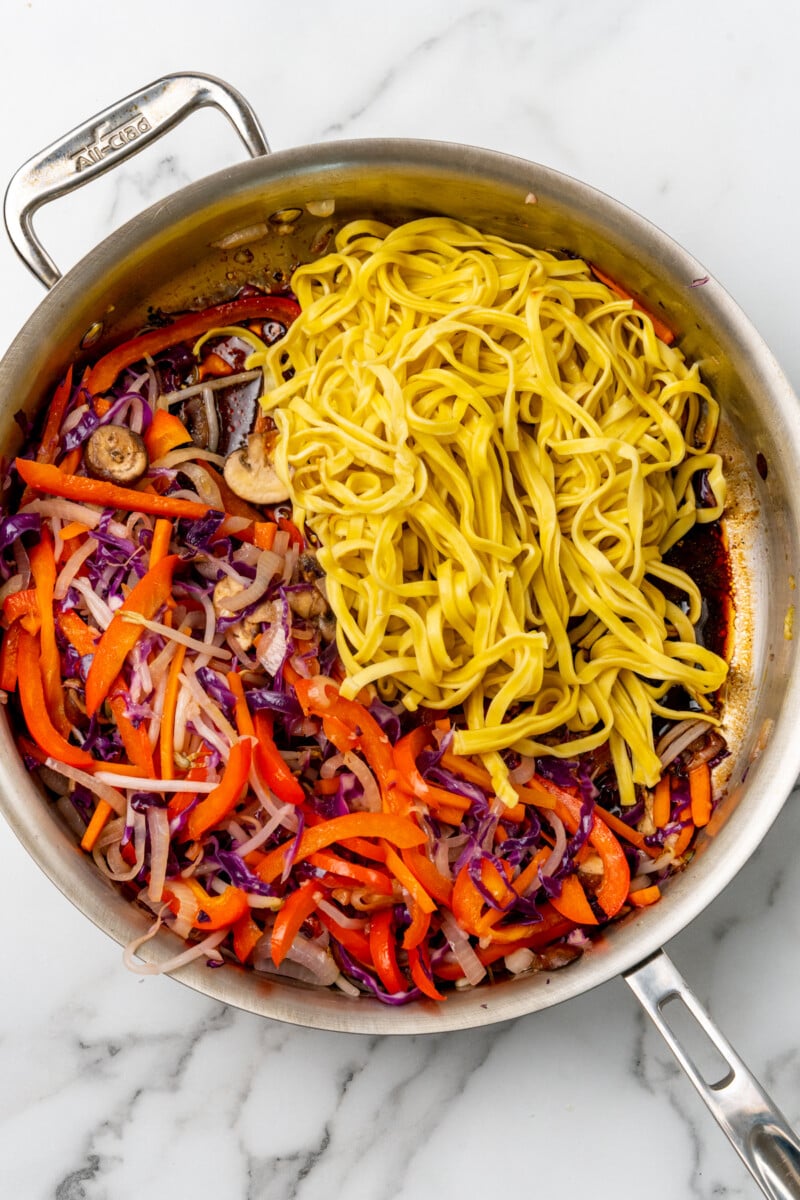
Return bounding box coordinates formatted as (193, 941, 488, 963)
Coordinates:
(0, 621, 21, 691)
(308, 850, 395, 895)
(228, 671, 256, 739)
(167, 758, 210, 821)
(293, 677, 403, 812)
(16, 628, 94, 768)
(143, 410, 192, 461)
(476, 913, 576, 964)
(452, 864, 487, 938)
(402, 901, 431, 952)
(548, 873, 599, 926)
(232, 910, 263, 963)
(255, 812, 426, 885)
(84, 554, 180, 716)
(528, 777, 630, 919)
(399, 847, 453, 907)
(29, 528, 71, 737)
(109, 696, 155, 776)
(57, 609, 99, 656)
(185, 738, 252, 841)
(368, 907, 407, 994)
(382, 843, 436, 913)
(37, 366, 74, 465)
(317, 909, 373, 966)
(253, 710, 305, 806)
(163, 877, 249, 930)
(85, 295, 301, 395)
(408, 943, 445, 1001)
(393, 727, 471, 811)
(277, 515, 304, 550)
(2, 588, 39, 625)
(271, 878, 322, 966)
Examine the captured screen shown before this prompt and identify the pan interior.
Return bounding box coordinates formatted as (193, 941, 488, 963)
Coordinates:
(1, 140, 799, 1034)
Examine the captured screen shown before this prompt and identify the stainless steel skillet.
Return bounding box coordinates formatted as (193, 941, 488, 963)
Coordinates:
(3, 72, 800, 1197)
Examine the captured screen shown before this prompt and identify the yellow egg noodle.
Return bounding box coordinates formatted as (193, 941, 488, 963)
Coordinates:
(253, 217, 728, 808)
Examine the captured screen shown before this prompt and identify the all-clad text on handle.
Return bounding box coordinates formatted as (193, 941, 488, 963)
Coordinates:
(3, 72, 270, 289)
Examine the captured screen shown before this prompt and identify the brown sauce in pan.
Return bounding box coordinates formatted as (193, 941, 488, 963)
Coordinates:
(663, 520, 732, 662)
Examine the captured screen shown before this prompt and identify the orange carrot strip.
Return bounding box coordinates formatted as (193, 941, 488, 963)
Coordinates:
(628, 884, 662, 908)
(689, 763, 712, 828)
(653, 776, 671, 828)
(149, 518, 173, 569)
(382, 843, 436, 913)
(590, 264, 677, 345)
(159, 627, 189, 781)
(84, 554, 180, 716)
(57, 448, 83, 474)
(80, 799, 114, 852)
(144, 410, 192, 461)
(671, 821, 696, 856)
(58, 520, 90, 541)
(253, 522, 278, 551)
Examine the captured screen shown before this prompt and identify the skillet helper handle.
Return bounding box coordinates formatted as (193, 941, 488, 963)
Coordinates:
(3, 71, 269, 290)
(625, 948, 800, 1200)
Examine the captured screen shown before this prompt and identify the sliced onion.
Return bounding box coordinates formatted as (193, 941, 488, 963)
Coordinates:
(342, 751, 381, 812)
(539, 811, 568, 884)
(247, 757, 299, 833)
(177, 460, 222, 508)
(221, 549, 282, 612)
(509, 755, 536, 785)
(316, 897, 369, 931)
(255, 621, 288, 676)
(44, 757, 126, 814)
(162, 368, 262, 405)
(54, 537, 100, 600)
(202, 386, 220, 454)
(658, 719, 714, 769)
(147, 807, 170, 902)
(121, 612, 231, 660)
(181, 662, 238, 743)
(439, 910, 486, 986)
(71, 576, 114, 629)
(151, 446, 227, 470)
(656, 717, 711, 759)
(124, 916, 226, 976)
(253, 930, 340, 986)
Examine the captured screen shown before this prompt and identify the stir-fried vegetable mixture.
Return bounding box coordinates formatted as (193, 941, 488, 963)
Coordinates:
(0, 271, 727, 1003)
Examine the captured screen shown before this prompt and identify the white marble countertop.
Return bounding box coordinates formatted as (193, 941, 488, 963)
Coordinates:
(1, 2, 799, 1196)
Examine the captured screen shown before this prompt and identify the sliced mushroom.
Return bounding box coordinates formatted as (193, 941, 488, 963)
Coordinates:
(223, 432, 289, 504)
(213, 577, 279, 652)
(287, 588, 329, 620)
(84, 425, 149, 485)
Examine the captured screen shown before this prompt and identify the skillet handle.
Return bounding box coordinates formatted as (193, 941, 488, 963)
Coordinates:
(625, 948, 800, 1200)
(3, 71, 269, 290)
